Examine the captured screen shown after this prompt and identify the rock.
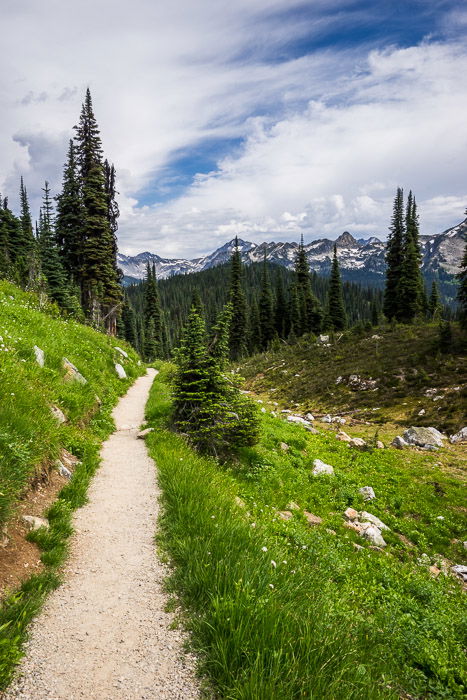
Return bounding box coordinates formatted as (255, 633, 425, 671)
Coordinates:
(429, 565, 441, 577)
(418, 409, 426, 416)
(375, 441, 385, 449)
(359, 486, 376, 501)
(353, 543, 364, 551)
(279, 442, 289, 451)
(304, 426, 319, 434)
(60, 449, 80, 469)
(63, 358, 87, 384)
(280, 409, 292, 414)
(371, 334, 381, 340)
(360, 511, 389, 531)
(403, 426, 445, 449)
(286, 501, 300, 511)
(22, 515, 49, 531)
(349, 437, 366, 450)
(344, 521, 362, 533)
(137, 427, 153, 439)
(305, 413, 314, 421)
(322, 414, 332, 423)
(449, 427, 467, 444)
(234, 496, 246, 508)
(359, 523, 387, 547)
(95, 394, 102, 406)
(335, 376, 343, 384)
(348, 374, 377, 391)
(114, 346, 129, 359)
(318, 334, 329, 343)
(344, 507, 359, 521)
(278, 510, 293, 521)
(326, 528, 337, 535)
(57, 462, 72, 479)
(33, 345, 45, 367)
(391, 435, 408, 449)
(50, 405, 67, 424)
(312, 459, 335, 476)
(287, 415, 310, 426)
(303, 511, 322, 526)
(424, 388, 437, 397)
(115, 363, 127, 379)
(332, 416, 346, 425)
(336, 431, 351, 442)
(451, 565, 467, 582)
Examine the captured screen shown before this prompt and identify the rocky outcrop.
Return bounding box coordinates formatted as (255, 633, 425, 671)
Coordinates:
(343, 508, 389, 547)
(63, 358, 87, 384)
(449, 427, 467, 444)
(403, 426, 445, 449)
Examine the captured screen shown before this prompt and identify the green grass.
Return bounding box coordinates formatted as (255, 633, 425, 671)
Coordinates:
(0, 281, 144, 688)
(240, 324, 467, 433)
(0, 280, 142, 527)
(146, 365, 466, 700)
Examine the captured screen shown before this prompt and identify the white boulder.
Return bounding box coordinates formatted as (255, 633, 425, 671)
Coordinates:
(63, 358, 87, 384)
(312, 459, 335, 476)
(403, 426, 445, 449)
(33, 345, 45, 367)
(115, 363, 127, 379)
(359, 486, 376, 501)
(449, 427, 467, 444)
(22, 515, 49, 531)
(114, 346, 129, 358)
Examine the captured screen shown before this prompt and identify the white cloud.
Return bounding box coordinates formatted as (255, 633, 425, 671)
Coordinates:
(1, 2, 466, 257)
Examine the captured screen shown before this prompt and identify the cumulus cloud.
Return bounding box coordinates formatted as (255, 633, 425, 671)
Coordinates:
(1, 1, 466, 257)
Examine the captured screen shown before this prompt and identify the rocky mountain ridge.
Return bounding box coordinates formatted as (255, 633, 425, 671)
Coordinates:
(118, 218, 466, 283)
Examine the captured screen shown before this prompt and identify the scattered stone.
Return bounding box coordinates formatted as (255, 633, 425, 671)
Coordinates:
(360, 511, 389, 531)
(303, 511, 322, 526)
(278, 510, 293, 521)
(424, 388, 437, 397)
(418, 409, 426, 416)
(359, 523, 387, 547)
(391, 435, 408, 449)
(33, 345, 45, 367)
(451, 565, 467, 583)
(287, 415, 310, 426)
(115, 363, 127, 379)
(326, 528, 337, 535)
(332, 416, 346, 425)
(304, 425, 319, 434)
(353, 543, 364, 551)
(344, 508, 359, 521)
(429, 565, 441, 577)
(279, 442, 289, 451)
(280, 409, 292, 413)
(318, 334, 329, 344)
(305, 413, 314, 421)
(322, 414, 332, 423)
(63, 358, 87, 384)
(359, 486, 376, 501)
(61, 449, 80, 469)
(287, 501, 300, 511)
(403, 426, 445, 449)
(50, 405, 67, 424)
(349, 437, 366, 450)
(57, 462, 72, 479)
(449, 427, 467, 444)
(371, 334, 381, 340)
(114, 346, 129, 359)
(312, 459, 335, 476)
(95, 394, 102, 406)
(344, 521, 361, 533)
(368, 545, 384, 552)
(335, 376, 343, 384)
(22, 515, 49, 532)
(375, 441, 385, 449)
(348, 374, 377, 391)
(234, 496, 246, 509)
(336, 431, 351, 442)
(137, 428, 154, 439)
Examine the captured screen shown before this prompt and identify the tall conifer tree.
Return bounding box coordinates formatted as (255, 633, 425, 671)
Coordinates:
(37, 182, 70, 310)
(294, 235, 322, 335)
(397, 193, 423, 322)
(384, 187, 404, 320)
(228, 237, 248, 359)
(259, 256, 274, 349)
(56, 140, 84, 282)
(327, 244, 346, 330)
(457, 231, 467, 329)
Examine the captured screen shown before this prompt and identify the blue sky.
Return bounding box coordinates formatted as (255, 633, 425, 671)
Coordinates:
(2, 0, 467, 256)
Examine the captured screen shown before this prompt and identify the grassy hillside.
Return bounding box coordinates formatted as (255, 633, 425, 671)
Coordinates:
(239, 324, 467, 434)
(0, 280, 142, 529)
(146, 366, 466, 699)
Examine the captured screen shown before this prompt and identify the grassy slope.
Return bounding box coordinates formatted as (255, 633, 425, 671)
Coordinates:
(146, 366, 466, 700)
(0, 280, 142, 527)
(239, 324, 467, 434)
(0, 280, 143, 687)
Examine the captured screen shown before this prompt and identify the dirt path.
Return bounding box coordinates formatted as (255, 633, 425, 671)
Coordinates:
(5, 369, 199, 700)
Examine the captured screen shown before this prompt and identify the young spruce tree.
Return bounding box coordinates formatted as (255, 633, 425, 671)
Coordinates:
(228, 237, 248, 359)
(383, 187, 404, 321)
(327, 244, 346, 330)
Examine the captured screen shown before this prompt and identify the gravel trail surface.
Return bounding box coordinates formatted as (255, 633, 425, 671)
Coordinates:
(4, 368, 199, 700)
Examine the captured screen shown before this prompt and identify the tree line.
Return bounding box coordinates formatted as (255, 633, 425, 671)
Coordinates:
(0, 89, 121, 333)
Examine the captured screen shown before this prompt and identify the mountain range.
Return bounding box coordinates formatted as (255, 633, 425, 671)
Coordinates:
(118, 218, 466, 285)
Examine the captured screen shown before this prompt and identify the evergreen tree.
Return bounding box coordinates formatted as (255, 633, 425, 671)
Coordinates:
(248, 298, 261, 354)
(438, 319, 453, 353)
(143, 317, 157, 361)
(143, 262, 162, 356)
(55, 140, 84, 282)
(74, 88, 122, 332)
(457, 232, 467, 330)
(288, 283, 301, 340)
(371, 300, 379, 327)
(228, 237, 248, 359)
(122, 295, 137, 347)
(429, 280, 440, 319)
(294, 236, 322, 335)
(397, 193, 423, 322)
(384, 187, 404, 320)
(327, 244, 346, 330)
(0, 197, 11, 277)
(274, 270, 288, 338)
(258, 256, 274, 349)
(37, 182, 71, 310)
(190, 288, 204, 317)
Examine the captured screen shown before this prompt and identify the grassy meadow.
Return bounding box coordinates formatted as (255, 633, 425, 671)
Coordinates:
(146, 364, 466, 700)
